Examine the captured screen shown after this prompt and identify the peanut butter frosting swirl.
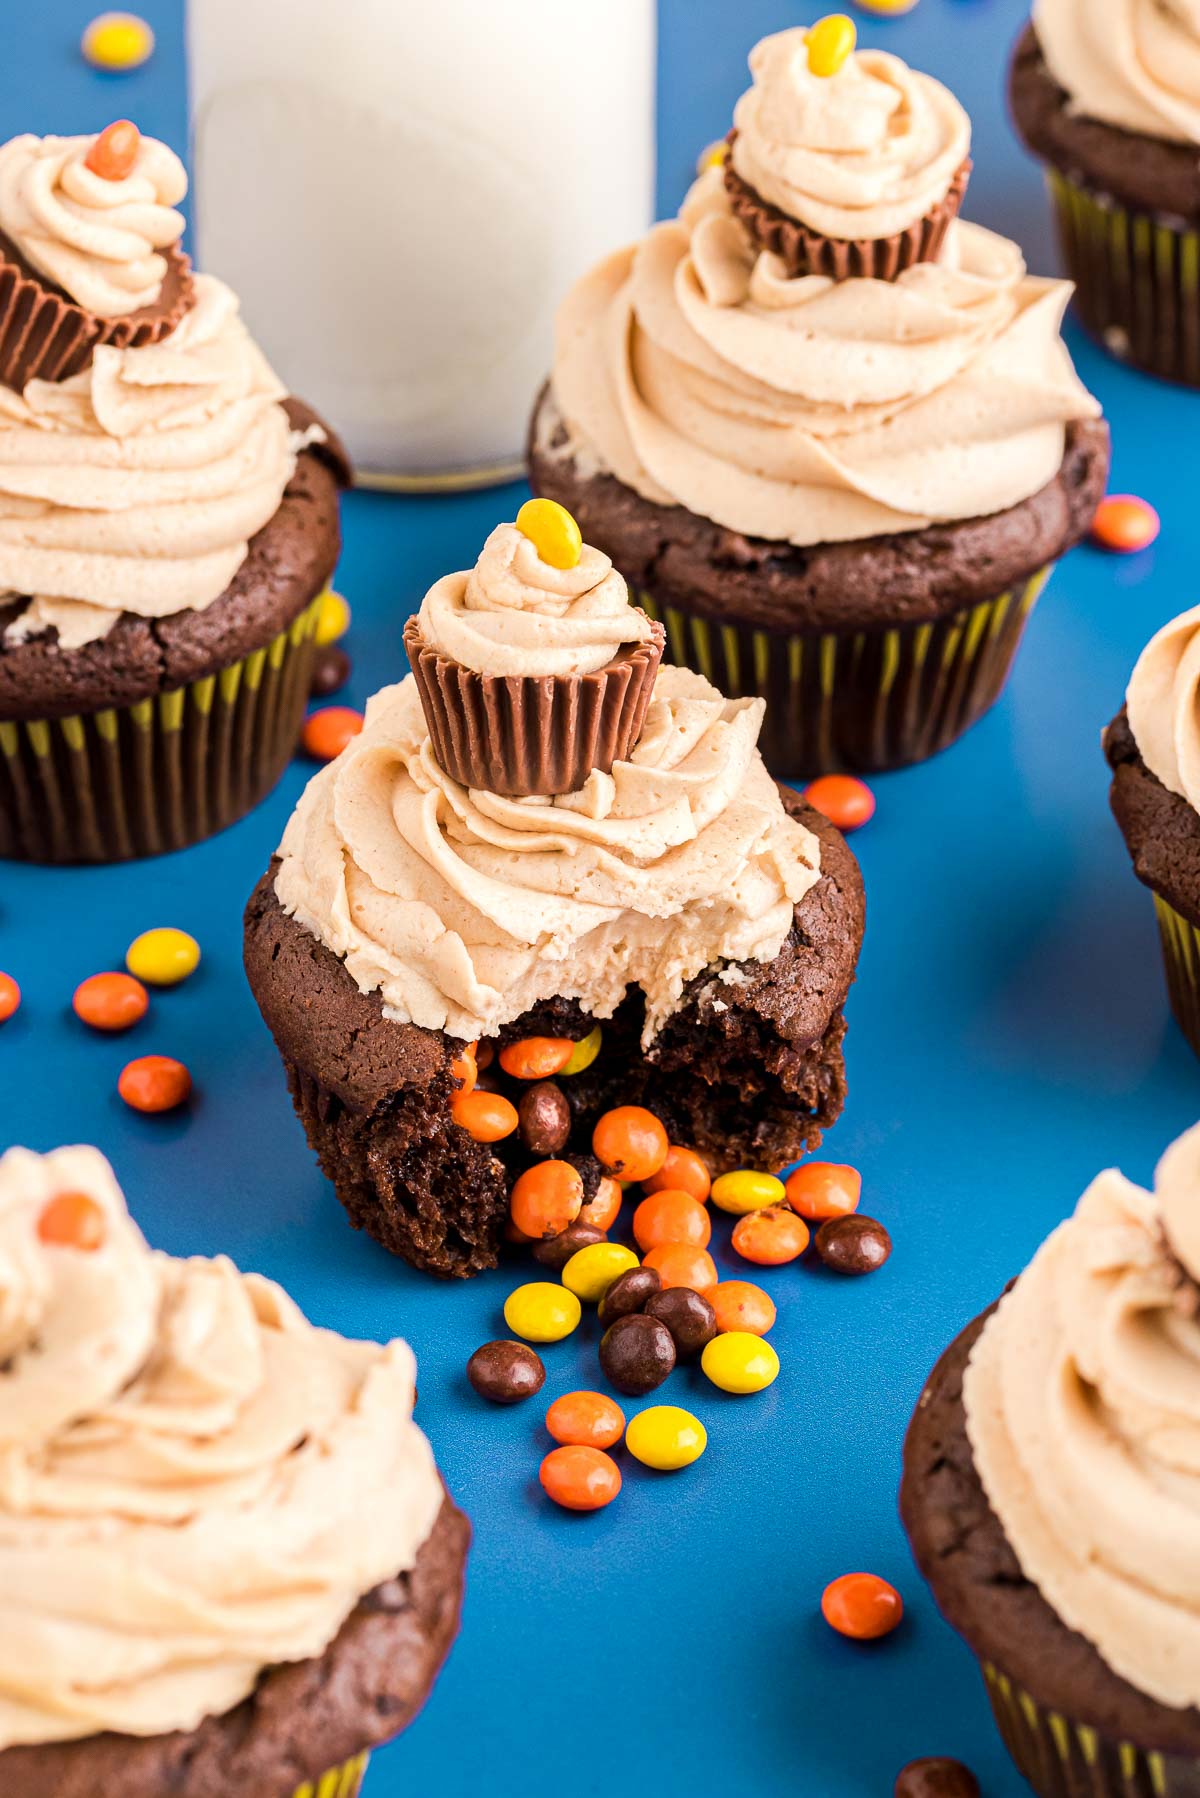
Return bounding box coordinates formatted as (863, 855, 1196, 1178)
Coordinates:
(731, 27, 971, 241)
(0, 273, 303, 648)
(274, 663, 821, 1043)
(1034, 0, 1200, 146)
(964, 1124, 1200, 1712)
(1126, 605, 1200, 810)
(418, 521, 655, 677)
(0, 1144, 443, 1748)
(0, 131, 187, 318)
(552, 169, 1101, 547)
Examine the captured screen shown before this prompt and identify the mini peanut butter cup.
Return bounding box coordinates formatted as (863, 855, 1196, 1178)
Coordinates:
(404, 616, 665, 798)
(0, 231, 194, 393)
(724, 134, 972, 282)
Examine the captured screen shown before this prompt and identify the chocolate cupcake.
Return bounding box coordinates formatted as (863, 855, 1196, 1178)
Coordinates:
(1010, 6, 1200, 386)
(0, 122, 347, 865)
(1103, 605, 1200, 1060)
(902, 1126, 1200, 1798)
(724, 22, 972, 280)
(0, 1144, 467, 1796)
(530, 31, 1108, 778)
(245, 521, 864, 1278)
(403, 501, 663, 796)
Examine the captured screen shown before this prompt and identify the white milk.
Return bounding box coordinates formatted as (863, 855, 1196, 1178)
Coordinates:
(188, 0, 656, 488)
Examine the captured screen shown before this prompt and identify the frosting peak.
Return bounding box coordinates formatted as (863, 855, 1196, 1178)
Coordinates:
(418, 521, 655, 677)
(1033, 0, 1200, 146)
(1125, 604, 1200, 810)
(730, 27, 971, 240)
(964, 1125, 1200, 1712)
(0, 131, 187, 317)
(0, 1145, 442, 1748)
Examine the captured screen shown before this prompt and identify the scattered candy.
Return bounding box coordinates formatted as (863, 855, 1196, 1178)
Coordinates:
(301, 705, 364, 761)
(643, 1144, 710, 1203)
(125, 927, 200, 988)
(531, 1221, 605, 1273)
(731, 1207, 810, 1266)
(701, 1331, 780, 1394)
(118, 1054, 191, 1113)
(806, 13, 856, 77)
(517, 1081, 571, 1155)
(539, 1444, 621, 1511)
(499, 1035, 575, 1080)
(545, 1390, 626, 1450)
(450, 1089, 518, 1142)
(815, 1214, 892, 1275)
(73, 970, 148, 1032)
(0, 972, 20, 1023)
(894, 1759, 980, 1798)
(560, 1025, 602, 1076)
(804, 774, 876, 832)
(593, 1105, 669, 1182)
(785, 1160, 861, 1222)
(642, 1241, 718, 1293)
(474, 1040, 495, 1071)
(821, 1572, 903, 1640)
(561, 1241, 640, 1304)
(625, 1405, 707, 1472)
(449, 1044, 477, 1095)
(598, 1264, 662, 1326)
(710, 1279, 776, 1337)
(82, 11, 154, 70)
(576, 1174, 623, 1233)
(509, 1159, 583, 1240)
(503, 1281, 581, 1344)
(515, 497, 583, 570)
(1090, 493, 1160, 554)
(599, 1312, 677, 1396)
(309, 644, 351, 698)
(632, 1188, 711, 1252)
(644, 1285, 717, 1360)
(467, 1340, 545, 1405)
(696, 139, 728, 173)
(710, 1168, 785, 1216)
(854, 0, 919, 14)
(37, 1191, 106, 1251)
(313, 588, 350, 646)
(85, 119, 140, 180)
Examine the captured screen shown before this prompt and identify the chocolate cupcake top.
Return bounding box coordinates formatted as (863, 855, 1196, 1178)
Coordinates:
(0, 130, 186, 318)
(963, 1124, 1200, 1712)
(0, 275, 308, 648)
(551, 164, 1100, 547)
(274, 660, 822, 1041)
(418, 516, 655, 678)
(0, 1144, 442, 1749)
(1033, 0, 1200, 145)
(730, 25, 970, 242)
(1125, 605, 1200, 811)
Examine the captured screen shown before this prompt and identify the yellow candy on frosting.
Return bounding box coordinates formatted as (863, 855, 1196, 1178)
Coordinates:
(515, 497, 583, 570)
(806, 14, 857, 78)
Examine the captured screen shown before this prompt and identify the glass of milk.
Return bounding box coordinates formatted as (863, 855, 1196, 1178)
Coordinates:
(188, 0, 656, 489)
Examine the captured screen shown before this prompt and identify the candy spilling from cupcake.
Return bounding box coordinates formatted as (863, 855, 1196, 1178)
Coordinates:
(0, 120, 348, 864)
(245, 499, 867, 1280)
(0, 1144, 467, 1795)
(530, 17, 1109, 776)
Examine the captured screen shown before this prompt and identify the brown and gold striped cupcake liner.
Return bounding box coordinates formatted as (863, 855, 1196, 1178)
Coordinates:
(982, 1662, 1200, 1798)
(635, 568, 1050, 777)
(1153, 895, 1200, 1062)
(289, 1751, 371, 1798)
(1047, 172, 1200, 388)
(0, 595, 321, 864)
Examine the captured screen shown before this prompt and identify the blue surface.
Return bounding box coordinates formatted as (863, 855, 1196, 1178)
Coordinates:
(1, 4, 1197, 1794)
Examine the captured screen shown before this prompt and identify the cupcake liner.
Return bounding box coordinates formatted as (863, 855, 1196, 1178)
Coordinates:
(403, 616, 665, 796)
(0, 236, 195, 393)
(724, 144, 971, 281)
(981, 1662, 1200, 1798)
(1047, 171, 1200, 388)
(1153, 895, 1200, 1061)
(0, 596, 320, 863)
(634, 567, 1051, 776)
(289, 1750, 371, 1798)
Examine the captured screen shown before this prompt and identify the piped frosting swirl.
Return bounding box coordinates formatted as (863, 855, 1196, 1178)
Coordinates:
(1126, 604, 1200, 811)
(0, 1144, 442, 1748)
(1033, 0, 1200, 146)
